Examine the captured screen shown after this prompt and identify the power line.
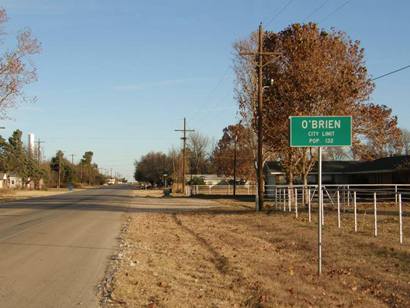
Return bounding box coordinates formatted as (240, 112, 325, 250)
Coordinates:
(265, 0, 294, 27)
(190, 65, 232, 120)
(320, 0, 351, 22)
(304, 0, 330, 21)
(372, 64, 410, 81)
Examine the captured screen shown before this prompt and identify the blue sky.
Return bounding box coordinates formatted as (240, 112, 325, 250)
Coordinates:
(1, 0, 409, 180)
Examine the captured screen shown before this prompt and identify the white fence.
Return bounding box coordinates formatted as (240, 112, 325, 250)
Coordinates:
(191, 183, 409, 243)
(191, 184, 256, 196)
(267, 184, 409, 244)
(191, 183, 410, 202)
(267, 184, 410, 204)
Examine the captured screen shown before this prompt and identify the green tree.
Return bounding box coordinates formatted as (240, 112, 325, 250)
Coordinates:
(50, 150, 65, 188)
(134, 152, 171, 185)
(80, 151, 95, 185)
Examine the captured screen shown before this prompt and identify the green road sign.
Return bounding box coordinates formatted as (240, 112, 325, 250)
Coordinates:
(289, 116, 352, 147)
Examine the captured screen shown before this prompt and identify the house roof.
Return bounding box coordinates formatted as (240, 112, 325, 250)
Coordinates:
(7, 173, 21, 178)
(264, 155, 410, 175)
(188, 174, 225, 181)
(348, 156, 410, 173)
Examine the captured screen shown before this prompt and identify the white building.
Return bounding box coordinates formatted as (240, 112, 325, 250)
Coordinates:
(7, 173, 23, 189)
(0, 173, 7, 189)
(28, 132, 35, 157)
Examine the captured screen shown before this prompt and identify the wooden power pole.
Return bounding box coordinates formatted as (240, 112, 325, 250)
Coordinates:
(36, 139, 45, 166)
(58, 154, 61, 189)
(175, 118, 194, 195)
(240, 23, 280, 211)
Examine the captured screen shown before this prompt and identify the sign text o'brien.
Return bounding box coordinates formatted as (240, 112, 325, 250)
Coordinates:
(289, 116, 351, 147)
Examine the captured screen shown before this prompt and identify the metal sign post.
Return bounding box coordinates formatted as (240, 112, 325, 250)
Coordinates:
(289, 115, 352, 275)
(318, 146, 322, 274)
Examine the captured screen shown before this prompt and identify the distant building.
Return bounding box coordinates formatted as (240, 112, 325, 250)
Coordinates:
(0, 173, 7, 189)
(265, 155, 410, 185)
(28, 132, 35, 157)
(7, 173, 23, 189)
(187, 174, 227, 186)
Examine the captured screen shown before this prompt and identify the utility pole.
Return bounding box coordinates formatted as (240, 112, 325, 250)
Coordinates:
(80, 163, 83, 184)
(233, 121, 242, 197)
(70, 154, 75, 165)
(58, 152, 62, 189)
(233, 134, 237, 197)
(36, 139, 45, 166)
(175, 118, 194, 195)
(240, 23, 280, 211)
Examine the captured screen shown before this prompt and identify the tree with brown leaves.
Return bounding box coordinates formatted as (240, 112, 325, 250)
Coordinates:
(212, 123, 254, 181)
(0, 8, 40, 118)
(354, 103, 402, 159)
(234, 23, 402, 186)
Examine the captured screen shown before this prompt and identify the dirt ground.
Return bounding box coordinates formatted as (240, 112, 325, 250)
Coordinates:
(103, 197, 410, 307)
(0, 188, 82, 202)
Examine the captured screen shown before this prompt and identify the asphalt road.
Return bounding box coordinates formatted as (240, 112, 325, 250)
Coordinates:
(0, 185, 135, 308)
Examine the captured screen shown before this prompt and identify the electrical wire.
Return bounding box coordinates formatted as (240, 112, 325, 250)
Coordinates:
(190, 65, 232, 120)
(304, 0, 330, 21)
(371, 64, 410, 81)
(320, 0, 351, 22)
(265, 0, 294, 27)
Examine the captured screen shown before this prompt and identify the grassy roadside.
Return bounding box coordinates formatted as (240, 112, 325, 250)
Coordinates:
(0, 188, 83, 202)
(102, 197, 410, 307)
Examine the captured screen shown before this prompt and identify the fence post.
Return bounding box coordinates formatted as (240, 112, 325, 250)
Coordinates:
(283, 189, 286, 212)
(347, 185, 350, 208)
(374, 192, 377, 237)
(321, 190, 324, 226)
(354, 191, 357, 232)
(308, 188, 311, 223)
(295, 188, 298, 218)
(399, 194, 403, 244)
(288, 188, 292, 212)
(275, 187, 277, 209)
(337, 190, 341, 228)
(395, 185, 398, 206)
(278, 188, 281, 203)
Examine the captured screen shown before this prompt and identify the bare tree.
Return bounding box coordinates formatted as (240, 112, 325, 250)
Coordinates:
(401, 128, 410, 155)
(0, 8, 40, 118)
(187, 132, 210, 175)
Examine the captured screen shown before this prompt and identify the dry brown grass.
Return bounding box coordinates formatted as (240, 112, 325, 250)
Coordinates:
(0, 188, 74, 202)
(133, 189, 165, 198)
(104, 199, 410, 307)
